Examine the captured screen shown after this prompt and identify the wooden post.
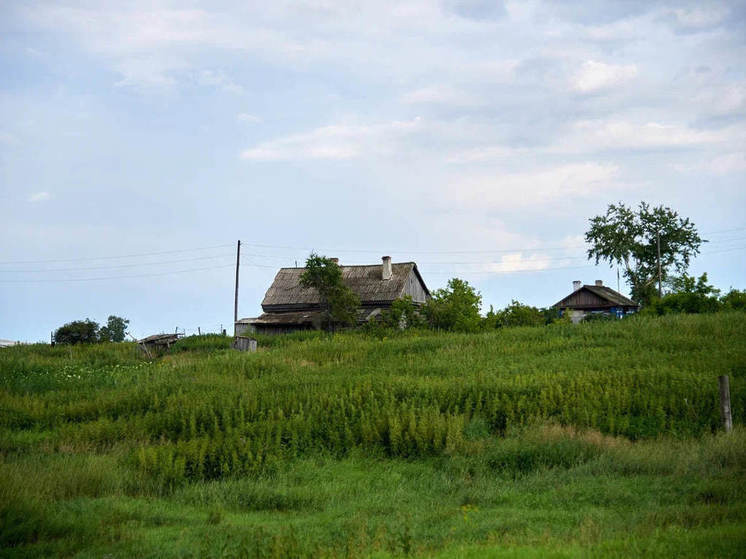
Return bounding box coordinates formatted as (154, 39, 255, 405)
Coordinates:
(719, 375, 732, 433)
(198, 327, 201, 336)
(234, 240, 241, 332)
(657, 230, 662, 298)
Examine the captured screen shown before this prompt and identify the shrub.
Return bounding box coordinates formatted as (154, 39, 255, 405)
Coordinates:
(424, 278, 482, 332)
(54, 319, 100, 345)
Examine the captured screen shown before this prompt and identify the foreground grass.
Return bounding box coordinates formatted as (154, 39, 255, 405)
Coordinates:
(1, 313, 745, 557)
(2, 426, 745, 558)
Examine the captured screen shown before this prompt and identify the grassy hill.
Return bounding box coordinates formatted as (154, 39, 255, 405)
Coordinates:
(1, 313, 745, 557)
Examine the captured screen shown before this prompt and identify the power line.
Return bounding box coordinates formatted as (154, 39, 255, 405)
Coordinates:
(0, 243, 233, 265)
(0, 264, 235, 283)
(0, 253, 234, 273)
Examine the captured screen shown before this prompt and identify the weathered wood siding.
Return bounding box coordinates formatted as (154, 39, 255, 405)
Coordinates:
(403, 269, 428, 303)
(557, 289, 610, 309)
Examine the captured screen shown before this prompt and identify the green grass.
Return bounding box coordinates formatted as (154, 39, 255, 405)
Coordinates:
(1, 313, 745, 557)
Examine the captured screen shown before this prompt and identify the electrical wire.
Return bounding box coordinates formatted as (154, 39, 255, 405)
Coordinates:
(0, 243, 234, 265)
(0, 253, 234, 273)
(0, 264, 235, 283)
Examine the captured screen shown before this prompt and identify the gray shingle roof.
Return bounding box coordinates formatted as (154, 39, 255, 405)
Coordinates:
(582, 285, 638, 307)
(261, 262, 426, 310)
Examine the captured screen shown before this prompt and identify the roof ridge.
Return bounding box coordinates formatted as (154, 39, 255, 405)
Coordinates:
(279, 262, 415, 270)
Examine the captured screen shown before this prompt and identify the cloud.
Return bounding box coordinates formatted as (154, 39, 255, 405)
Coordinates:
(671, 6, 729, 30)
(28, 192, 51, 202)
(562, 119, 729, 152)
(195, 70, 244, 94)
(401, 85, 478, 106)
(446, 145, 517, 164)
(237, 113, 262, 123)
(445, 162, 621, 210)
(241, 118, 423, 161)
(571, 60, 638, 92)
(673, 152, 746, 175)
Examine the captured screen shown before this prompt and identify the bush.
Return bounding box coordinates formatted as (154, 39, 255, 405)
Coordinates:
(721, 289, 746, 311)
(54, 319, 100, 344)
(424, 278, 482, 332)
(490, 300, 545, 328)
(644, 274, 721, 315)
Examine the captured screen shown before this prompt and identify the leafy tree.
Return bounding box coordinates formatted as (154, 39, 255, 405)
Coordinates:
(98, 315, 130, 342)
(54, 319, 100, 345)
(384, 295, 425, 329)
(424, 278, 482, 332)
(492, 300, 545, 328)
(721, 289, 746, 311)
(644, 273, 721, 315)
(300, 253, 360, 331)
(585, 202, 703, 305)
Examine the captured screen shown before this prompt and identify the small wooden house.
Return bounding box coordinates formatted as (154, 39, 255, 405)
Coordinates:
(236, 256, 430, 335)
(553, 280, 639, 323)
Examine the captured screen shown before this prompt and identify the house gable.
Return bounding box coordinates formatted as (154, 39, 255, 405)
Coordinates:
(554, 285, 639, 310)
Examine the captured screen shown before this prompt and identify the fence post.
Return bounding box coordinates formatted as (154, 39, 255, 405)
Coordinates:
(719, 375, 732, 433)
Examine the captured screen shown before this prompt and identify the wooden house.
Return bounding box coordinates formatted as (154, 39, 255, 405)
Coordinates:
(553, 280, 639, 323)
(236, 256, 430, 335)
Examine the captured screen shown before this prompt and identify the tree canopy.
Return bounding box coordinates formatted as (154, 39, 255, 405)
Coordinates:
(54, 319, 100, 345)
(585, 202, 703, 305)
(424, 278, 482, 332)
(98, 315, 130, 342)
(54, 315, 129, 344)
(300, 253, 360, 331)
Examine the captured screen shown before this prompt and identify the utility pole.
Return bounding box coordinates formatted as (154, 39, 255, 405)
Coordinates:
(234, 240, 241, 331)
(657, 230, 662, 298)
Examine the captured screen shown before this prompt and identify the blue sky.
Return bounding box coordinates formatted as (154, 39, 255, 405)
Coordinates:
(1, 0, 745, 342)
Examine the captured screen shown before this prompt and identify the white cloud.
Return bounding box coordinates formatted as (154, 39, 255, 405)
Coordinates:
(563, 119, 728, 151)
(401, 85, 478, 106)
(241, 118, 423, 161)
(445, 162, 621, 210)
(692, 84, 746, 117)
(710, 152, 746, 175)
(196, 70, 244, 94)
(571, 60, 638, 93)
(673, 152, 746, 175)
(446, 145, 517, 164)
(28, 192, 51, 202)
(237, 113, 262, 123)
(672, 6, 728, 29)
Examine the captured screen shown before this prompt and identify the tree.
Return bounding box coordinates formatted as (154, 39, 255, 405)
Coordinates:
(492, 300, 545, 328)
(54, 319, 100, 345)
(384, 295, 426, 329)
(585, 202, 703, 305)
(300, 253, 360, 331)
(721, 289, 746, 311)
(98, 315, 130, 342)
(424, 278, 482, 332)
(644, 273, 721, 315)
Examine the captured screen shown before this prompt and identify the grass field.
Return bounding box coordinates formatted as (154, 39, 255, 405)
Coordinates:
(1, 313, 745, 557)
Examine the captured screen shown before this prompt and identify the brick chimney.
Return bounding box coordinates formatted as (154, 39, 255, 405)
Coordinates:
(329, 258, 339, 265)
(595, 280, 603, 286)
(382, 256, 392, 280)
(573, 280, 582, 291)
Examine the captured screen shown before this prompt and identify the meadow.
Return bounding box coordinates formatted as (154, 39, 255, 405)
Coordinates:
(1, 312, 745, 558)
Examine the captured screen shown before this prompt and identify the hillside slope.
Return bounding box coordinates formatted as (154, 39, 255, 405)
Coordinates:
(1, 313, 745, 557)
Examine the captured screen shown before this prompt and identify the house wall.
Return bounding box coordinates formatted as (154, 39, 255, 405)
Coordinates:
(558, 289, 608, 309)
(403, 270, 428, 303)
(235, 322, 256, 336)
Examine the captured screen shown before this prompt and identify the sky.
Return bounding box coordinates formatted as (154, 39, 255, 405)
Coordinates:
(1, 0, 745, 342)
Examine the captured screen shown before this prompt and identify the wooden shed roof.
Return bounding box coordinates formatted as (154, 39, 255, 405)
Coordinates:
(553, 284, 638, 309)
(261, 262, 429, 310)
